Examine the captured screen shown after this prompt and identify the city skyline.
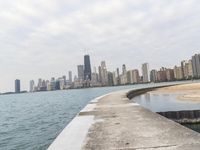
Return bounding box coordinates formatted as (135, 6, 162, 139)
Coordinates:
(3, 52, 199, 94)
(0, 52, 200, 93)
(1, 0, 200, 92)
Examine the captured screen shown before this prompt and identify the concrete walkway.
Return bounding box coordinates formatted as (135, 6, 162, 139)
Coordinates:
(48, 90, 200, 150)
(81, 91, 200, 150)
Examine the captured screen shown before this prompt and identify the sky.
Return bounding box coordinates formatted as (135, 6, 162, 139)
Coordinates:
(0, 0, 200, 92)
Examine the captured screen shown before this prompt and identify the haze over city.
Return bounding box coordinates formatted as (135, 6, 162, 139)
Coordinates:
(1, 0, 200, 92)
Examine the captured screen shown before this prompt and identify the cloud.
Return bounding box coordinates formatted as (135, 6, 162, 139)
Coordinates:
(0, 0, 200, 92)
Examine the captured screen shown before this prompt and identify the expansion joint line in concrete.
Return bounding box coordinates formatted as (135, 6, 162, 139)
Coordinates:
(112, 144, 177, 150)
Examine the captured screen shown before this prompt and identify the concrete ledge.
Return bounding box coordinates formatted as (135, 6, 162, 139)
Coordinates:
(47, 116, 94, 150)
(47, 94, 110, 150)
(48, 85, 200, 150)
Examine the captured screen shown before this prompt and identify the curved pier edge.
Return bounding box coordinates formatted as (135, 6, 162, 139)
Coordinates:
(47, 93, 111, 150)
(48, 84, 200, 150)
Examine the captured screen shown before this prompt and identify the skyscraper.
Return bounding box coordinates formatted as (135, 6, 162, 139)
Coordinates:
(15, 79, 20, 93)
(142, 63, 150, 83)
(30, 80, 35, 92)
(132, 69, 140, 83)
(84, 55, 92, 80)
(68, 71, 72, 84)
(191, 54, 200, 78)
(122, 64, 127, 75)
(100, 61, 108, 86)
(150, 70, 157, 82)
(77, 65, 84, 81)
(116, 68, 120, 85)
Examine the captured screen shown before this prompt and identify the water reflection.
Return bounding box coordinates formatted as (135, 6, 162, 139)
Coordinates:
(145, 93, 150, 103)
(132, 92, 200, 112)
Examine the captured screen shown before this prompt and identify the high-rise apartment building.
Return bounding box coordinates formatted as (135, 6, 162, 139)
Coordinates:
(174, 66, 183, 80)
(157, 68, 167, 82)
(84, 55, 92, 80)
(63, 75, 66, 85)
(191, 54, 200, 78)
(68, 71, 72, 84)
(188, 59, 194, 78)
(181, 60, 186, 78)
(107, 72, 114, 86)
(100, 61, 108, 86)
(77, 65, 84, 81)
(15, 79, 20, 93)
(150, 70, 157, 82)
(166, 69, 175, 81)
(30, 80, 35, 92)
(126, 70, 133, 84)
(142, 63, 149, 83)
(132, 69, 140, 83)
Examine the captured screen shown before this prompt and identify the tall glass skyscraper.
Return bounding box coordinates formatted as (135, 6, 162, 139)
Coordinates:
(15, 79, 20, 93)
(84, 55, 92, 80)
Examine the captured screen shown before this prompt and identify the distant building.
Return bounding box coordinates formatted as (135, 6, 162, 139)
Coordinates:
(157, 68, 167, 82)
(84, 55, 92, 80)
(91, 72, 99, 86)
(166, 69, 175, 81)
(150, 70, 157, 82)
(132, 69, 140, 84)
(63, 75, 67, 85)
(142, 63, 149, 83)
(119, 74, 128, 85)
(188, 59, 194, 78)
(68, 71, 72, 84)
(181, 60, 186, 78)
(15, 79, 20, 93)
(77, 65, 84, 81)
(50, 77, 56, 91)
(55, 80, 60, 90)
(46, 80, 51, 91)
(122, 64, 127, 75)
(30, 80, 35, 92)
(99, 61, 108, 86)
(174, 66, 183, 80)
(181, 60, 194, 79)
(191, 54, 200, 78)
(116, 68, 120, 85)
(58, 78, 65, 90)
(126, 70, 133, 84)
(107, 72, 114, 86)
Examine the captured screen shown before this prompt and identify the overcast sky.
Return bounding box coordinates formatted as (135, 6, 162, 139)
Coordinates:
(0, 0, 200, 92)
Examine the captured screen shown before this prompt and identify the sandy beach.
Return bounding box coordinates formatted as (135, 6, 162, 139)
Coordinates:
(150, 82, 200, 102)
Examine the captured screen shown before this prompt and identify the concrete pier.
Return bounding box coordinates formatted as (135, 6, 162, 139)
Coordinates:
(48, 88, 200, 150)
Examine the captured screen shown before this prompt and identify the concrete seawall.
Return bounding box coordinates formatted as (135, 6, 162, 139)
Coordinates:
(48, 86, 200, 150)
(158, 110, 200, 124)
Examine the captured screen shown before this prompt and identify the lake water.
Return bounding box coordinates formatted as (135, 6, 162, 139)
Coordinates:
(132, 92, 200, 112)
(132, 91, 200, 133)
(0, 84, 154, 150)
(0, 81, 195, 150)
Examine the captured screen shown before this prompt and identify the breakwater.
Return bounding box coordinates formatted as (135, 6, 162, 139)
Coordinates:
(48, 83, 200, 150)
(158, 110, 200, 124)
